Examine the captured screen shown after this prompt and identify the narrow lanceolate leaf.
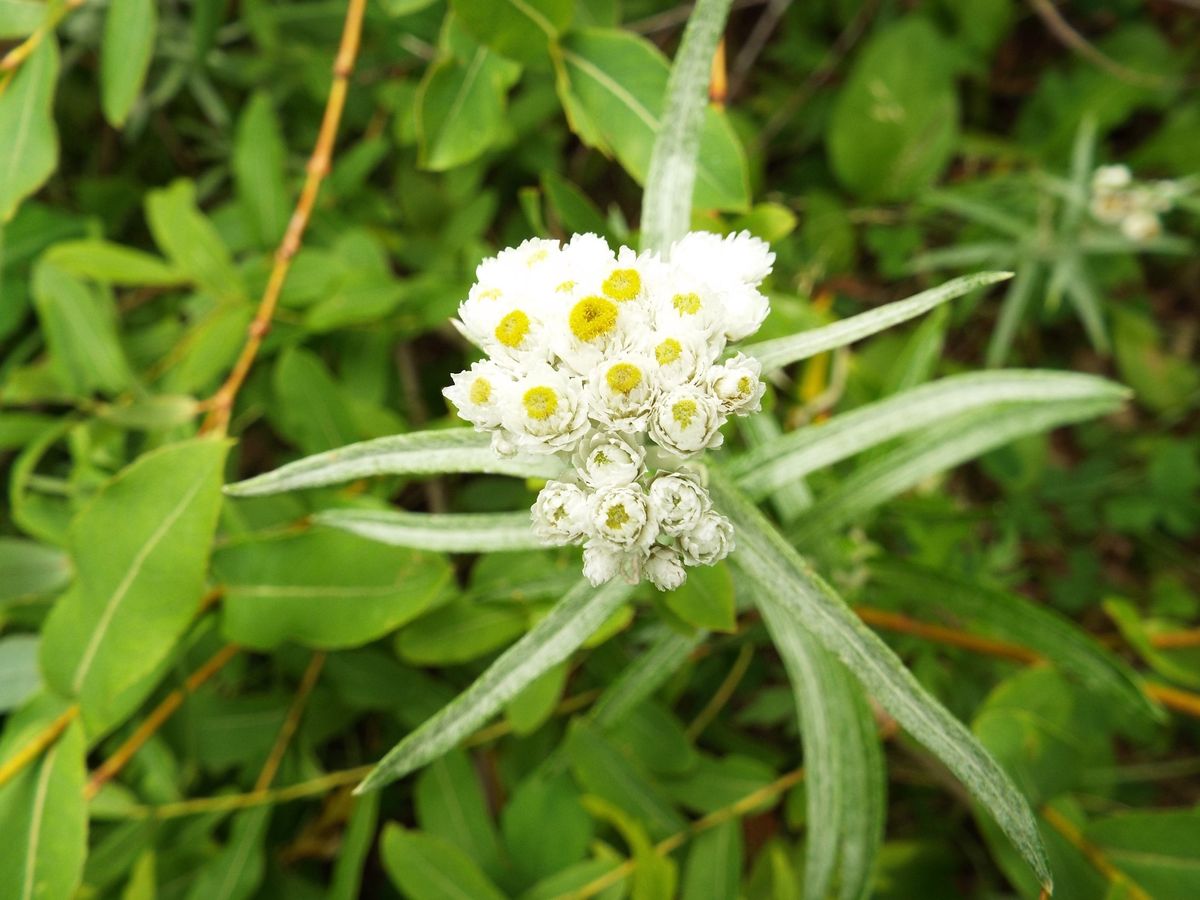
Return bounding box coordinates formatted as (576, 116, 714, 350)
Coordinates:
(316, 508, 541, 553)
(356, 578, 633, 793)
(590, 629, 705, 729)
(731, 371, 1127, 500)
(225, 428, 562, 497)
(40, 439, 229, 736)
(640, 0, 734, 253)
(708, 469, 1053, 891)
(759, 603, 884, 900)
(742, 272, 1013, 373)
(101, 0, 158, 127)
(792, 397, 1123, 542)
(0, 38, 59, 222)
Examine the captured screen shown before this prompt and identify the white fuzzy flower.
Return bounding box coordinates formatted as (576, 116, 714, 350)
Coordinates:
(667, 231, 773, 341)
(649, 269, 727, 352)
(551, 292, 643, 376)
(1120, 210, 1162, 242)
(708, 352, 766, 416)
(649, 385, 725, 457)
(531, 481, 589, 545)
(442, 360, 513, 430)
(1092, 164, 1132, 195)
(501, 364, 590, 454)
(477, 237, 561, 286)
(645, 545, 687, 591)
(638, 329, 713, 388)
(586, 355, 659, 431)
(574, 432, 645, 489)
(456, 288, 550, 366)
(647, 472, 709, 536)
(582, 543, 625, 586)
(678, 510, 734, 566)
(587, 483, 659, 552)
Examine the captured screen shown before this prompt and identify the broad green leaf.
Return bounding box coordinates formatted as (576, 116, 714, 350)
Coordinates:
(1085, 810, 1200, 897)
(827, 17, 958, 200)
(0, 1, 43, 38)
(660, 753, 775, 815)
(558, 29, 749, 212)
(40, 438, 229, 736)
(731, 370, 1128, 500)
(145, 180, 245, 302)
(415, 750, 504, 878)
(270, 347, 360, 454)
(450, 0, 572, 64)
(0, 635, 41, 712)
(224, 428, 562, 497)
(582, 794, 679, 899)
(0, 38, 58, 222)
(640, 0, 734, 252)
(32, 261, 133, 395)
(662, 560, 735, 632)
(505, 661, 567, 735)
(97, 395, 200, 431)
(396, 600, 527, 666)
(316, 508, 541, 553)
(380, 824, 507, 900)
(708, 469, 1053, 890)
(792, 396, 1126, 541)
(501, 773, 593, 884)
(760, 605, 884, 900)
(183, 808, 269, 900)
(681, 820, 742, 900)
(43, 240, 184, 286)
(357, 578, 632, 792)
(417, 46, 520, 171)
(0, 702, 87, 900)
(233, 93, 288, 246)
(101, 0, 157, 127)
(0, 538, 71, 606)
(214, 528, 451, 649)
(742, 272, 1012, 373)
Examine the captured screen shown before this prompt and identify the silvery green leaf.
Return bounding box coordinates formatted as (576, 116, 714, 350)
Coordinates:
(743, 271, 1013, 373)
(315, 508, 541, 553)
(225, 429, 563, 497)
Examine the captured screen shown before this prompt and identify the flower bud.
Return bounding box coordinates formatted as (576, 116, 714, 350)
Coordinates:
(531, 481, 588, 545)
(678, 510, 734, 566)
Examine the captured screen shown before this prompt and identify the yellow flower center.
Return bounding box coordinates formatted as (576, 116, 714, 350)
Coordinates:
(672, 293, 702, 315)
(605, 503, 630, 530)
(737, 376, 752, 395)
(522, 386, 559, 421)
(593, 450, 609, 465)
(569, 296, 618, 342)
(469, 378, 492, 405)
(655, 338, 682, 366)
(605, 363, 642, 395)
(603, 268, 641, 302)
(495, 310, 530, 348)
(672, 399, 698, 429)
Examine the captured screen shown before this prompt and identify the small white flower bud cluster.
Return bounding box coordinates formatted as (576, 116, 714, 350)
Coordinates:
(1089, 164, 1178, 242)
(443, 231, 774, 590)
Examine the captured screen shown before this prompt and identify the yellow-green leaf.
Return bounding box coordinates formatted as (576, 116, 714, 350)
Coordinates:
(0, 38, 59, 222)
(101, 0, 157, 127)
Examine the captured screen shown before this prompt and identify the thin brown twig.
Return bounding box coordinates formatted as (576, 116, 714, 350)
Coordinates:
(254, 651, 327, 792)
(86, 643, 242, 799)
(0, 705, 79, 790)
(199, 0, 368, 436)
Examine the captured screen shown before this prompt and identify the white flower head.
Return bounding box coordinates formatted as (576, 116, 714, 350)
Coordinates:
(586, 354, 659, 432)
(645, 545, 687, 592)
(456, 285, 550, 367)
(648, 471, 710, 536)
(650, 268, 727, 352)
(649, 384, 725, 457)
(442, 360, 513, 430)
(1120, 209, 1162, 242)
(552, 292, 642, 375)
(1092, 164, 1132, 195)
(639, 328, 714, 388)
(574, 432, 646, 489)
(531, 481, 589, 545)
(582, 543, 626, 586)
(501, 364, 590, 454)
(667, 230, 773, 342)
(708, 352, 766, 416)
(678, 510, 734, 567)
(587, 483, 659, 552)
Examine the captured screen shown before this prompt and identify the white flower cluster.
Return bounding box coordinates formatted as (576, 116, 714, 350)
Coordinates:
(443, 231, 774, 590)
(1090, 164, 1177, 242)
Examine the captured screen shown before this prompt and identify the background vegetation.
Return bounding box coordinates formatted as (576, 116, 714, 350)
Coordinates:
(1, 0, 1198, 898)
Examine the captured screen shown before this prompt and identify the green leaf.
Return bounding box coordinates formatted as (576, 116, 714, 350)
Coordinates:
(145, 180, 245, 302)
(640, 0, 734, 252)
(183, 808, 269, 900)
(270, 347, 361, 454)
(827, 17, 958, 201)
(101, 0, 157, 127)
(357, 578, 632, 793)
(731, 370, 1128, 500)
(1104, 597, 1200, 690)
(986, 261, 1041, 368)
(557, 29, 749, 213)
(329, 793, 379, 900)
(541, 171, 615, 243)
(708, 469, 1053, 891)
(32, 260, 133, 396)
(450, 0, 572, 64)
(589, 630, 704, 730)
(43, 240, 185, 286)
(681, 820, 742, 900)
(396, 600, 527, 666)
(0, 1, 44, 39)
(582, 795, 679, 899)
(415, 750, 504, 878)
(0, 699, 87, 900)
(505, 661, 567, 735)
(214, 528, 451, 650)
(40, 438, 229, 736)
(0, 537, 71, 607)
(501, 773, 593, 884)
(380, 824, 508, 900)
(316, 508, 541, 553)
(0, 635, 41, 713)
(1085, 810, 1200, 898)
(232, 93, 288, 246)
(0, 38, 58, 222)
(662, 560, 735, 632)
(417, 46, 520, 171)
(224, 428, 562, 497)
